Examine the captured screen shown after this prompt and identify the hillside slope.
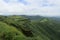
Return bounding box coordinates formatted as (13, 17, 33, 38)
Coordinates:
(0, 15, 60, 40)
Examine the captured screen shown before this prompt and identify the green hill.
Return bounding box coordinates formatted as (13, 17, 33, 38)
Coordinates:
(0, 15, 60, 40)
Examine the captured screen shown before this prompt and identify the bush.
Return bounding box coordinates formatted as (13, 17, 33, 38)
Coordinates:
(0, 22, 25, 40)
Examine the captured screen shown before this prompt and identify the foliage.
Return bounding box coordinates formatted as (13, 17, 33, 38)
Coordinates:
(0, 15, 60, 40)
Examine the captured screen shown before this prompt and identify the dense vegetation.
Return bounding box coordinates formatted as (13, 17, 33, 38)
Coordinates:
(0, 15, 60, 40)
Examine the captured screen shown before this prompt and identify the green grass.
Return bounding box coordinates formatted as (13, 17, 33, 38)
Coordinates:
(0, 15, 59, 40)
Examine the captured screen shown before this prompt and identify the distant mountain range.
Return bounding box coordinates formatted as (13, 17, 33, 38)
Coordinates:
(20, 15, 60, 21)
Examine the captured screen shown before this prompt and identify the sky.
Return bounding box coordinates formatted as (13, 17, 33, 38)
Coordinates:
(0, 0, 60, 16)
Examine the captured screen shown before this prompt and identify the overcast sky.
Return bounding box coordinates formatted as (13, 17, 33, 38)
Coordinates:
(0, 0, 60, 16)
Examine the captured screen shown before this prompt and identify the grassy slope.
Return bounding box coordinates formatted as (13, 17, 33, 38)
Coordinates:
(0, 22, 26, 40)
(0, 15, 60, 40)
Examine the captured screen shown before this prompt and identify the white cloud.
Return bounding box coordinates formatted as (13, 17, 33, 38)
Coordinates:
(0, 0, 60, 16)
(0, 0, 27, 12)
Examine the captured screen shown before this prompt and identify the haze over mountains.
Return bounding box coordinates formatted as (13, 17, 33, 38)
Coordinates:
(0, 0, 60, 16)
